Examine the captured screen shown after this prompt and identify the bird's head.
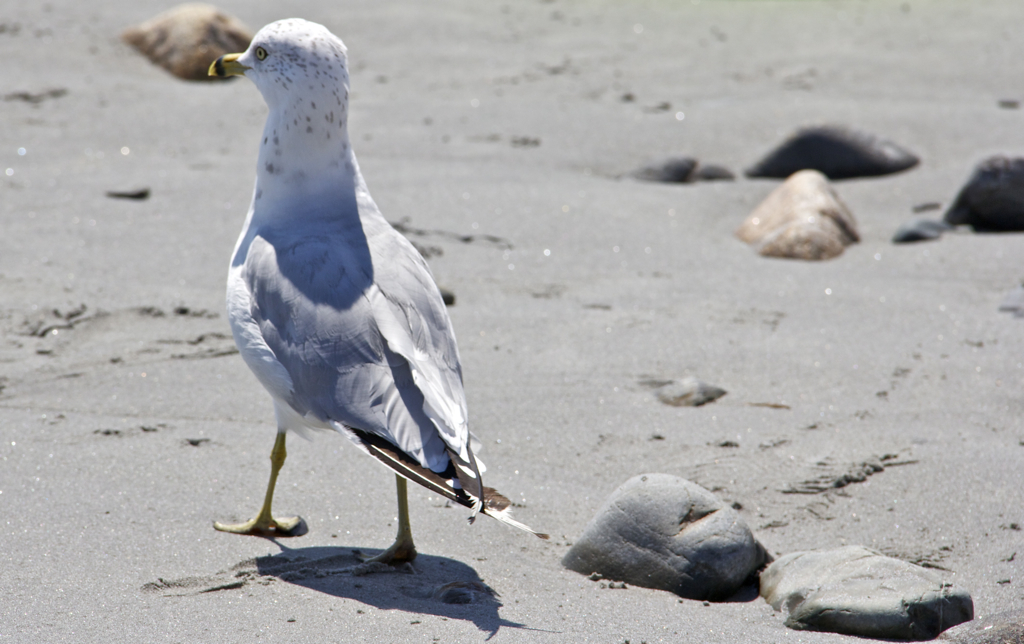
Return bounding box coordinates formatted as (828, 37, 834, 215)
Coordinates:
(209, 19, 358, 198)
(209, 18, 350, 115)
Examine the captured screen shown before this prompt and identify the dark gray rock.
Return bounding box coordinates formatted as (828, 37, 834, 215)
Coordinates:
(562, 474, 769, 601)
(654, 377, 727, 407)
(633, 158, 735, 183)
(746, 125, 919, 180)
(761, 546, 974, 640)
(944, 156, 1024, 231)
(892, 218, 953, 243)
(938, 609, 1024, 643)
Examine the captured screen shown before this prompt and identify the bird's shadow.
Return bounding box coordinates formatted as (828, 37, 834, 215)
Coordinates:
(144, 541, 543, 638)
(263, 542, 542, 637)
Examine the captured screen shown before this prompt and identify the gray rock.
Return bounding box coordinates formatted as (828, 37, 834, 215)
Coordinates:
(736, 170, 859, 261)
(892, 218, 953, 243)
(634, 157, 697, 182)
(761, 546, 974, 640)
(633, 157, 735, 183)
(938, 609, 1024, 643)
(944, 156, 1024, 231)
(746, 125, 919, 180)
(654, 377, 727, 407)
(122, 4, 252, 81)
(999, 283, 1024, 318)
(562, 474, 769, 601)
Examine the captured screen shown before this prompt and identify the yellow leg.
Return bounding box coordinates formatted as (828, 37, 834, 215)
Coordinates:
(214, 431, 303, 536)
(360, 475, 417, 564)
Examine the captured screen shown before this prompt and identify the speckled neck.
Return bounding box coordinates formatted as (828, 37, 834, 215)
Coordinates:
(245, 20, 367, 224)
(253, 105, 362, 222)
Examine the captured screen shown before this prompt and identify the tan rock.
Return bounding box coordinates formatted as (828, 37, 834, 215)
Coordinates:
(122, 4, 252, 81)
(757, 214, 848, 260)
(736, 169, 859, 260)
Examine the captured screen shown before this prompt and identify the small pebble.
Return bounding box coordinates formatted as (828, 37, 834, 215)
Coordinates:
(654, 377, 727, 407)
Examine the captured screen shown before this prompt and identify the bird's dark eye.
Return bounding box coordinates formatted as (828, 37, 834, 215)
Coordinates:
(255, 46, 268, 61)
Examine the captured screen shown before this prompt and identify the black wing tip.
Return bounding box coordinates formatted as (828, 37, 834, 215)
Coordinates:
(349, 428, 546, 538)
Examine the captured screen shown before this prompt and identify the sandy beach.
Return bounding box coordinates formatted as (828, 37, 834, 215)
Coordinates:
(2, 0, 1022, 641)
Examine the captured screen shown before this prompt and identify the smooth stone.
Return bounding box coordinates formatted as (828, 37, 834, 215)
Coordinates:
(761, 546, 974, 640)
(736, 169, 859, 260)
(562, 474, 769, 601)
(122, 4, 253, 81)
(633, 157, 735, 183)
(892, 218, 953, 243)
(655, 377, 727, 407)
(944, 156, 1024, 231)
(938, 609, 1024, 643)
(746, 125, 919, 180)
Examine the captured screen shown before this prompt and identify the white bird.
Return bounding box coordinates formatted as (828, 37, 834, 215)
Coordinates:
(208, 19, 546, 563)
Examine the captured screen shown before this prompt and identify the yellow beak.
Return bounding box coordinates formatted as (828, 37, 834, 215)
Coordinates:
(209, 53, 250, 78)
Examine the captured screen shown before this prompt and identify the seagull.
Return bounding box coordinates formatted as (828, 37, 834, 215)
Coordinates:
(207, 18, 546, 563)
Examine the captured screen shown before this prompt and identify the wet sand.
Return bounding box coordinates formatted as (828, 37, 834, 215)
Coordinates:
(1, 0, 1022, 641)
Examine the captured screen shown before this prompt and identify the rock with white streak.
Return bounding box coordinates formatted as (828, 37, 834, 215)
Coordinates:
(562, 474, 769, 601)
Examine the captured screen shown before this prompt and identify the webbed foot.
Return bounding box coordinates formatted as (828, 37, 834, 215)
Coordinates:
(357, 532, 418, 564)
(214, 514, 306, 537)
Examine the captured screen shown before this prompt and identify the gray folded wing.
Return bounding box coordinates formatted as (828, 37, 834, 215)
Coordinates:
(242, 224, 468, 475)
